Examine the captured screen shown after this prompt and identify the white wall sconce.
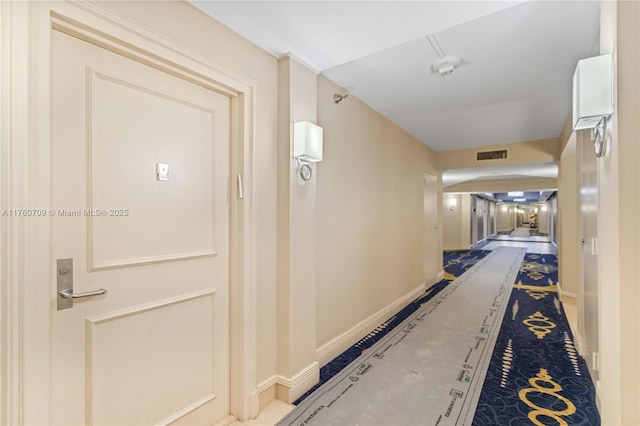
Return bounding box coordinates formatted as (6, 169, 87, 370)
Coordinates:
(293, 121, 323, 181)
(573, 53, 614, 157)
(448, 197, 457, 211)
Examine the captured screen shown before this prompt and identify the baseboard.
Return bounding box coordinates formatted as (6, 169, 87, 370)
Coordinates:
(214, 415, 237, 425)
(443, 245, 471, 251)
(255, 362, 320, 404)
(557, 281, 577, 299)
(256, 381, 277, 410)
(256, 376, 279, 407)
(436, 269, 445, 283)
(574, 330, 584, 356)
(315, 283, 426, 367)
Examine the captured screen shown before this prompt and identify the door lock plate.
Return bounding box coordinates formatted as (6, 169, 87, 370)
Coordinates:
(57, 258, 73, 310)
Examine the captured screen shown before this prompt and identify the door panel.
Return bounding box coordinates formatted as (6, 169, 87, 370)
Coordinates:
(51, 30, 230, 425)
(89, 70, 219, 268)
(87, 291, 217, 425)
(470, 195, 477, 246)
(476, 197, 485, 243)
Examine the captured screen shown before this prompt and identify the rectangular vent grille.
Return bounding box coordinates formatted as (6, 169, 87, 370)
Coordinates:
(476, 149, 508, 161)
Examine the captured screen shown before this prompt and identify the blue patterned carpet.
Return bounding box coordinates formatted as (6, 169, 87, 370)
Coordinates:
(294, 251, 600, 425)
(473, 253, 600, 425)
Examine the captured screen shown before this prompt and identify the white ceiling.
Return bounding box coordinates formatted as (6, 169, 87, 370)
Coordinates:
(190, 0, 601, 187)
(190, 1, 526, 72)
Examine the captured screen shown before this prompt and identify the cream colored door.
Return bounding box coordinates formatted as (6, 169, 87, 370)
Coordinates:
(51, 30, 230, 425)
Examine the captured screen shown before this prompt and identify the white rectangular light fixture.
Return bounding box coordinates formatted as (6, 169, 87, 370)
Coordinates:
(573, 53, 614, 130)
(448, 197, 457, 211)
(507, 191, 524, 197)
(513, 198, 527, 202)
(293, 121, 323, 162)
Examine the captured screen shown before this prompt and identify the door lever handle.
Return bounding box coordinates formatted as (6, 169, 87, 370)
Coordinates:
(56, 258, 107, 310)
(59, 288, 107, 299)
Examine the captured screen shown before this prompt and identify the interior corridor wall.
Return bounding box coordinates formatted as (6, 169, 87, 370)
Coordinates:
(442, 194, 471, 251)
(596, 1, 640, 423)
(537, 203, 550, 235)
(496, 205, 514, 232)
(488, 201, 496, 236)
(559, 132, 580, 298)
(316, 76, 440, 351)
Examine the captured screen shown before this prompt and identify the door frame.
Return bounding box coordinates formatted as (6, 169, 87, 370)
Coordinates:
(1, 2, 259, 424)
(423, 171, 439, 285)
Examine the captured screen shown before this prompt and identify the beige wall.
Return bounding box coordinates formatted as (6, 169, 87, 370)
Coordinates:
(558, 133, 580, 297)
(275, 56, 320, 401)
(496, 205, 514, 232)
(442, 194, 471, 250)
(316, 76, 440, 349)
(537, 204, 550, 235)
(596, 1, 640, 424)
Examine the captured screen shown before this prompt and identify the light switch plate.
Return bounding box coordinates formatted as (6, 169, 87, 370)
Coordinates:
(157, 163, 169, 181)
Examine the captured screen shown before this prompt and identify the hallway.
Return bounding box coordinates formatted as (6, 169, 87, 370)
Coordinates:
(480, 225, 557, 255)
(240, 239, 595, 425)
(3, 2, 639, 425)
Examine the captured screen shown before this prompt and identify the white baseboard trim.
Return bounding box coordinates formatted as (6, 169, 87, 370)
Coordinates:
(255, 362, 320, 404)
(255, 380, 276, 410)
(256, 375, 279, 395)
(574, 330, 584, 356)
(436, 270, 445, 282)
(315, 283, 426, 367)
(557, 281, 577, 299)
(443, 245, 471, 251)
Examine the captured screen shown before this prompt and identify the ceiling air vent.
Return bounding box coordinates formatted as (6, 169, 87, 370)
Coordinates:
(476, 149, 508, 161)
